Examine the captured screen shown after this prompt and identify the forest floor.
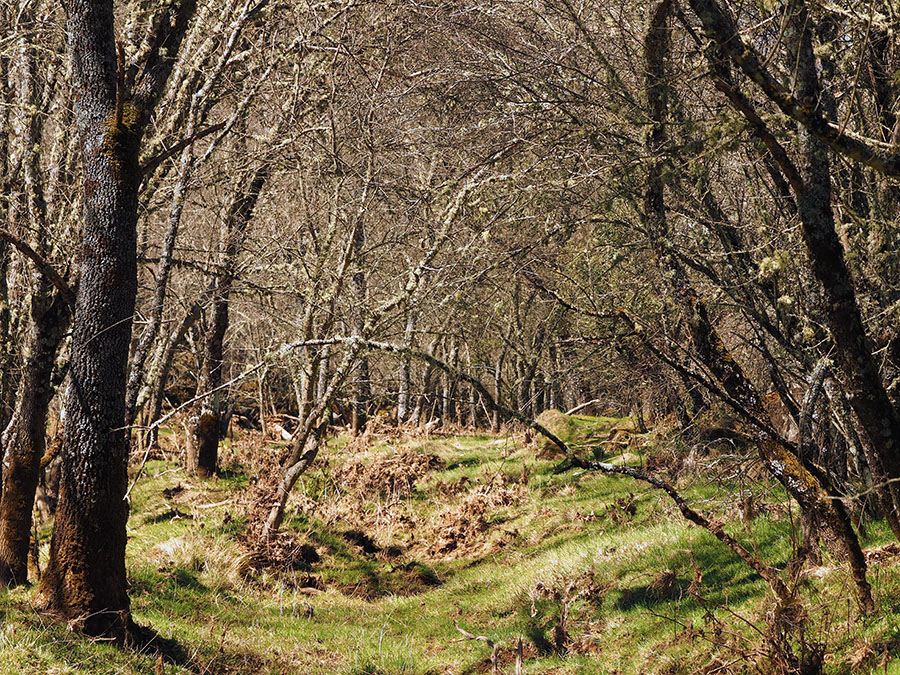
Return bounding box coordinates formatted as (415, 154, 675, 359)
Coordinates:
(3, 413, 900, 673)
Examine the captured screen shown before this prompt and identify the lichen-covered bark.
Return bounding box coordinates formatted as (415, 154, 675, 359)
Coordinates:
(643, 0, 873, 612)
(0, 37, 13, 432)
(0, 289, 70, 586)
(35, 0, 137, 636)
(0, 12, 73, 588)
(35, 0, 195, 641)
(686, 0, 900, 176)
(0, 243, 12, 434)
(688, 0, 900, 529)
(790, 8, 900, 527)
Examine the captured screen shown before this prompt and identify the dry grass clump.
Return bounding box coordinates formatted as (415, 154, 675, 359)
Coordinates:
(424, 473, 525, 558)
(146, 531, 254, 590)
(332, 448, 445, 497)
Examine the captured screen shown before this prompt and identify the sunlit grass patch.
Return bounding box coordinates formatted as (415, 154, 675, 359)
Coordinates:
(7, 422, 900, 672)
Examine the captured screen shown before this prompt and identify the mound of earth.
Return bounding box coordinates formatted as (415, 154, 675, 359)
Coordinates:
(534, 410, 578, 459)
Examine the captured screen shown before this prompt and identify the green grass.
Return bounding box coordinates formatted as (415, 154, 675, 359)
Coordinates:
(4, 415, 900, 673)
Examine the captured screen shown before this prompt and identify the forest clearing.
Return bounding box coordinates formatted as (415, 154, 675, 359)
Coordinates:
(3, 414, 900, 673)
(4, 0, 900, 672)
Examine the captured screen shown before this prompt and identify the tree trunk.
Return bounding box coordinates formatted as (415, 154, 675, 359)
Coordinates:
(533, 373, 546, 417)
(0, 243, 12, 432)
(35, 0, 195, 641)
(790, 13, 900, 527)
(491, 356, 504, 432)
(687, 0, 900, 538)
(350, 216, 368, 435)
(0, 14, 12, 432)
(35, 24, 138, 636)
(0, 289, 69, 586)
(0, 19, 72, 587)
(548, 344, 563, 412)
(189, 292, 228, 478)
(412, 357, 435, 427)
(397, 305, 416, 423)
(317, 346, 330, 401)
(351, 356, 370, 435)
(143, 295, 205, 447)
(124, 146, 193, 427)
(187, 165, 267, 477)
(643, 0, 873, 612)
(516, 356, 530, 418)
(442, 343, 458, 427)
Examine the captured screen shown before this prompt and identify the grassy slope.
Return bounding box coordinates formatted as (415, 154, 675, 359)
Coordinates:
(3, 417, 900, 674)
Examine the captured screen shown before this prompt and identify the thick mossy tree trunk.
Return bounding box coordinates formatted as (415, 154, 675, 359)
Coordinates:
(34, 0, 194, 641)
(0, 288, 70, 586)
(34, 37, 139, 635)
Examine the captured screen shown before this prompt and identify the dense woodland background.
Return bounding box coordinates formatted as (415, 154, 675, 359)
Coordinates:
(4, 0, 900, 672)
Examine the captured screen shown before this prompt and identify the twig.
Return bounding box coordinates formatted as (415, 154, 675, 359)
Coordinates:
(196, 499, 233, 509)
(454, 621, 499, 674)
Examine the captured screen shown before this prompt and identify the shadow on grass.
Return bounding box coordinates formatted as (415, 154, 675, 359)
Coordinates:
(614, 518, 791, 612)
(130, 621, 192, 670)
(132, 617, 302, 674)
(142, 507, 194, 524)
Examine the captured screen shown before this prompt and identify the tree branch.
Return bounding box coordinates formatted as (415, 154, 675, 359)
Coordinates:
(686, 0, 900, 177)
(0, 229, 75, 307)
(140, 121, 225, 176)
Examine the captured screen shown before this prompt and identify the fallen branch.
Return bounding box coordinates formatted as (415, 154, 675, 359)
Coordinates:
(563, 453, 790, 602)
(566, 399, 602, 416)
(127, 333, 797, 606)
